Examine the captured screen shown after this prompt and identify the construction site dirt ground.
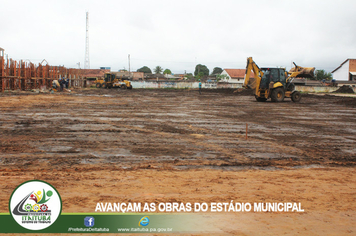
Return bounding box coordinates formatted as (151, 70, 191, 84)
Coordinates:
(0, 88, 355, 235)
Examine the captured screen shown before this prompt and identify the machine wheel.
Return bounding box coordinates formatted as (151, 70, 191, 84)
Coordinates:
(255, 96, 267, 102)
(121, 84, 127, 89)
(291, 91, 302, 102)
(127, 86, 133, 90)
(271, 88, 285, 102)
(96, 83, 102, 88)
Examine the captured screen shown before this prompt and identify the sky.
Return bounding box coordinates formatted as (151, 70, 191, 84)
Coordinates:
(1, 0, 356, 74)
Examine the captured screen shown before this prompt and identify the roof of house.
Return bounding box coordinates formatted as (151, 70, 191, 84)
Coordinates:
(165, 74, 181, 79)
(145, 74, 166, 79)
(332, 58, 356, 73)
(173, 74, 186, 78)
(224, 69, 254, 78)
(81, 69, 110, 78)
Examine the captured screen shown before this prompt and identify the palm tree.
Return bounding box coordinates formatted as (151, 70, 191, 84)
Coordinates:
(154, 66, 163, 74)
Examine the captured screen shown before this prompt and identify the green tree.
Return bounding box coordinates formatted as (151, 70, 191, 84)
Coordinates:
(195, 72, 205, 80)
(216, 74, 229, 81)
(137, 66, 152, 74)
(194, 64, 209, 77)
(184, 73, 194, 80)
(315, 69, 332, 81)
(163, 69, 172, 75)
(154, 66, 163, 74)
(212, 67, 223, 75)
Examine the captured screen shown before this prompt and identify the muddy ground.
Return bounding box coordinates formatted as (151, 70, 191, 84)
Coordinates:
(0, 88, 355, 235)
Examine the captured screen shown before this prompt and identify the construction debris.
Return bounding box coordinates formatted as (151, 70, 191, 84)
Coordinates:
(333, 85, 355, 93)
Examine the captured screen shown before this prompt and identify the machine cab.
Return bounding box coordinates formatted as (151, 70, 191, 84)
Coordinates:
(104, 73, 116, 83)
(260, 68, 286, 89)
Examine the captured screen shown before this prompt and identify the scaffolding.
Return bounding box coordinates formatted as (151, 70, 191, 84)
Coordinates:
(0, 54, 86, 92)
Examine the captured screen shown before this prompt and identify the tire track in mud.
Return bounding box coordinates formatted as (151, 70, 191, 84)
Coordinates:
(71, 113, 250, 162)
(1, 90, 355, 170)
(64, 107, 310, 169)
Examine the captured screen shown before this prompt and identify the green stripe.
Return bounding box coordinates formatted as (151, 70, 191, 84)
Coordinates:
(0, 212, 173, 215)
(61, 212, 172, 215)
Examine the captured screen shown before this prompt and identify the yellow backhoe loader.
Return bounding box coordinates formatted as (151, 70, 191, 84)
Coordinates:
(243, 57, 315, 102)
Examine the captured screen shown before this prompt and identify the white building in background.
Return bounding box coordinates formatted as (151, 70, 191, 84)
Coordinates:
(220, 69, 254, 84)
(332, 59, 356, 81)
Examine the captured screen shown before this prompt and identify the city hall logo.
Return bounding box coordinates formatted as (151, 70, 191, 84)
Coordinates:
(9, 180, 62, 230)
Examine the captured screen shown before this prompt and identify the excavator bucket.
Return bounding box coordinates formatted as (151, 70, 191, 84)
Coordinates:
(289, 63, 315, 78)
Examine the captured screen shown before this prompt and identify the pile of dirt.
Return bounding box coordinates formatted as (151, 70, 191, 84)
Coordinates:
(333, 85, 355, 93)
(233, 88, 254, 96)
(201, 88, 254, 96)
(200, 88, 237, 94)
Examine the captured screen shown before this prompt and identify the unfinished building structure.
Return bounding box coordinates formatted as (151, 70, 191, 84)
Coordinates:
(0, 49, 86, 92)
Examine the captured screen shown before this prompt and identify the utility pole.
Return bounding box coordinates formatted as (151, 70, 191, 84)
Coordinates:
(84, 12, 90, 69)
(128, 54, 131, 79)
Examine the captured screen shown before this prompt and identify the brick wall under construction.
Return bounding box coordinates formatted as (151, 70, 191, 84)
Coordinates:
(0, 56, 86, 92)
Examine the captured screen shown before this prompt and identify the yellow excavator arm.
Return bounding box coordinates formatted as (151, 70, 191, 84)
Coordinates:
(243, 57, 264, 97)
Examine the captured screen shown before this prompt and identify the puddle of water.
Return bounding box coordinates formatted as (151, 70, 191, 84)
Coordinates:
(342, 149, 356, 154)
(66, 124, 115, 131)
(291, 165, 324, 169)
(174, 164, 326, 171)
(98, 117, 123, 122)
(32, 113, 70, 116)
(0, 124, 16, 129)
(245, 152, 299, 159)
(38, 146, 77, 153)
(195, 152, 217, 159)
(89, 148, 133, 158)
(246, 153, 278, 159)
(174, 165, 282, 171)
(80, 158, 101, 164)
